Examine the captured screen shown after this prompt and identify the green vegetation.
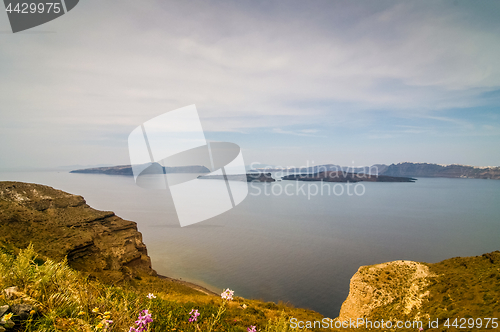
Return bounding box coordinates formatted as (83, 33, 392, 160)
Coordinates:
(420, 252, 500, 330)
(0, 245, 317, 332)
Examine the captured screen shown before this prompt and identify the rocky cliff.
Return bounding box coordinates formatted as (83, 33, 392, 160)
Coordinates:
(337, 251, 500, 329)
(0, 181, 156, 283)
(338, 260, 433, 323)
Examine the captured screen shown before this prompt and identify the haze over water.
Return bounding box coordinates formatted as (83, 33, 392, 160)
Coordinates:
(1, 171, 499, 317)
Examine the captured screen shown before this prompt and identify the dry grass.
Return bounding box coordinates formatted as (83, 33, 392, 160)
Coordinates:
(0, 245, 321, 331)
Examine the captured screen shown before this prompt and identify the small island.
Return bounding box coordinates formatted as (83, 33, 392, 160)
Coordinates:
(198, 173, 275, 182)
(282, 171, 416, 182)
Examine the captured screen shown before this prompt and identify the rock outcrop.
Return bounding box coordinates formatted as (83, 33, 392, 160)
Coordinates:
(338, 261, 433, 324)
(246, 173, 275, 182)
(0, 181, 156, 282)
(337, 251, 500, 328)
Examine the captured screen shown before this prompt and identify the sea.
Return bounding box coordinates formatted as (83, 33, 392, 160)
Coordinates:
(1, 170, 499, 318)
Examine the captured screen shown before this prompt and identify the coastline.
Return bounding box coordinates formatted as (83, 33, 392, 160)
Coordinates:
(157, 274, 219, 296)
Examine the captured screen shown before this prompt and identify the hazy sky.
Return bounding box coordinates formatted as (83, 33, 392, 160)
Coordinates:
(1, 0, 499, 169)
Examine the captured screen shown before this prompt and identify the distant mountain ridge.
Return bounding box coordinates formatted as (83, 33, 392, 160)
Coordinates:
(380, 162, 500, 179)
(250, 162, 500, 180)
(70, 162, 500, 180)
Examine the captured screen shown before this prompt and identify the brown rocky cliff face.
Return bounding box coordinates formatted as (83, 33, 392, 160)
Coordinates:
(0, 181, 156, 282)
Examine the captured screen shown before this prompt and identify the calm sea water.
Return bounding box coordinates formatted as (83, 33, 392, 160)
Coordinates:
(1, 170, 499, 317)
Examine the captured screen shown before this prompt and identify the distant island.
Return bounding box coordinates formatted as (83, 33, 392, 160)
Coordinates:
(199, 173, 275, 182)
(70, 164, 210, 175)
(282, 171, 416, 182)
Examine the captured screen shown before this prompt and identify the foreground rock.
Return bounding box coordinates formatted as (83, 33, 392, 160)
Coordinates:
(0, 181, 156, 282)
(0, 300, 34, 331)
(338, 261, 433, 323)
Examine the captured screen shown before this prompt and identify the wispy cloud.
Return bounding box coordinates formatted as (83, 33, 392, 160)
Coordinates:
(367, 134, 396, 140)
(419, 116, 475, 130)
(272, 128, 325, 137)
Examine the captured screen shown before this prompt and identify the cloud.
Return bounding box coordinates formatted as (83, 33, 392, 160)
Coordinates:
(419, 115, 475, 130)
(3, 2, 500, 120)
(367, 134, 396, 140)
(272, 128, 324, 137)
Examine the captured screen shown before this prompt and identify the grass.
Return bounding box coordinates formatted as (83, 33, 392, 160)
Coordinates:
(0, 244, 316, 332)
(419, 252, 500, 330)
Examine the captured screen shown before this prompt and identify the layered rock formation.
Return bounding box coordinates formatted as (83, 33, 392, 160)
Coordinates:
(0, 181, 156, 283)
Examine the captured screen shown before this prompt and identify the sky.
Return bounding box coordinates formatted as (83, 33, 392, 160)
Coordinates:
(1, 0, 500, 169)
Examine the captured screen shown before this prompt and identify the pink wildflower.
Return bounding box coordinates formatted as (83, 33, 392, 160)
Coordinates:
(129, 310, 153, 332)
(188, 309, 200, 322)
